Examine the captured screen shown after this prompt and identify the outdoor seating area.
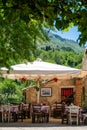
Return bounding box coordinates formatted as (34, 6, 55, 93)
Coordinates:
(0, 102, 87, 126)
(1, 56, 87, 127)
(0, 103, 31, 123)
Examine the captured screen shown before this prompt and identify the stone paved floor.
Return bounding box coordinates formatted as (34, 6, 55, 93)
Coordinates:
(0, 126, 87, 130)
(0, 117, 87, 130)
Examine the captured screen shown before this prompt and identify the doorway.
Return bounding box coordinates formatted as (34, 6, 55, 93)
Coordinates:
(61, 88, 74, 104)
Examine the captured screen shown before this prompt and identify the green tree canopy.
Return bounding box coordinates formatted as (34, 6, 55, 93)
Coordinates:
(0, 0, 87, 67)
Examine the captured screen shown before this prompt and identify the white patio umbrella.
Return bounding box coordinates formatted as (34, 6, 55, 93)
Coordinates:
(1, 58, 80, 75)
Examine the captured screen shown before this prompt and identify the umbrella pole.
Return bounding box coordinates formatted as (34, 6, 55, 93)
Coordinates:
(37, 81, 40, 104)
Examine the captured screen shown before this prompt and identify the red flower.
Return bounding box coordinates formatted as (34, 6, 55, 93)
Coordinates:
(21, 76, 27, 81)
(53, 78, 58, 82)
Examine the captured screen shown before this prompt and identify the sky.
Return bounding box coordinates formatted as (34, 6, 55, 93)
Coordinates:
(57, 26, 81, 42)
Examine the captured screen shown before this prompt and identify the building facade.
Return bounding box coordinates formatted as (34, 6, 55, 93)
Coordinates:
(25, 74, 87, 106)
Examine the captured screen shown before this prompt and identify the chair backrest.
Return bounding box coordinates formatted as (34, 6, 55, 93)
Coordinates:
(32, 105, 41, 113)
(55, 104, 62, 113)
(69, 106, 80, 114)
(3, 104, 11, 113)
(0, 105, 3, 112)
(41, 105, 50, 113)
(52, 103, 62, 110)
(10, 105, 19, 113)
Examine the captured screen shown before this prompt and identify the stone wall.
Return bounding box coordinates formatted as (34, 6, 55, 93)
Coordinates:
(75, 78, 83, 106)
(25, 78, 77, 105)
(26, 87, 37, 104)
(25, 77, 87, 106)
(83, 77, 87, 104)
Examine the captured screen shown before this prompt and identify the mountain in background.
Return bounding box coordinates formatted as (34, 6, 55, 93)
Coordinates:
(39, 29, 84, 53)
(36, 29, 85, 69)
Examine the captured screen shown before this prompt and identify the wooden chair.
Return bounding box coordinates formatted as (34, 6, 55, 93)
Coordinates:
(52, 103, 62, 118)
(1, 104, 11, 123)
(68, 105, 80, 125)
(81, 113, 87, 125)
(41, 105, 50, 123)
(26, 103, 31, 118)
(32, 105, 41, 123)
(10, 105, 19, 122)
(0, 105, 3, 122)
(61, 105, 68, 124)
(17, 103, 25, 122)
